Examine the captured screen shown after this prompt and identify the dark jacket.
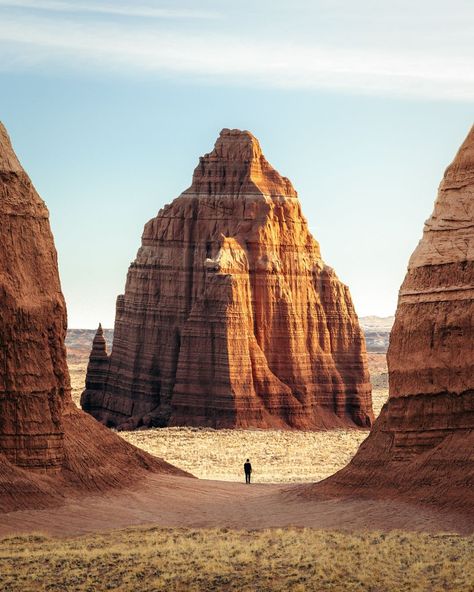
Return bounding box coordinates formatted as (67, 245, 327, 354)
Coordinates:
(244, 462, 252, 474)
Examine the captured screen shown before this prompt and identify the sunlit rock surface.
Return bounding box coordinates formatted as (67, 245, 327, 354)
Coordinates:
(82, 129, 373, 430)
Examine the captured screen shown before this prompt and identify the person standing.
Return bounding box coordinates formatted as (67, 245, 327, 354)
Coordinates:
(244, 458, 252, 484)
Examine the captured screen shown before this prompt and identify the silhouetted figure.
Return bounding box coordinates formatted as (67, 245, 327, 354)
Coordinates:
(244, 458, 252, 484)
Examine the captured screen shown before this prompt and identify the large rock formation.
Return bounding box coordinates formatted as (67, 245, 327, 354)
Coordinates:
(82, 129, 373, 430)
(314, 125, 474, 512)
(0, 122, 187, 513)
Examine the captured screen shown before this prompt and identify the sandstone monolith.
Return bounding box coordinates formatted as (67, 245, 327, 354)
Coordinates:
(82, 129, 373, 430)
(0, 122, 187, 513)
(314, 125, 474, 512)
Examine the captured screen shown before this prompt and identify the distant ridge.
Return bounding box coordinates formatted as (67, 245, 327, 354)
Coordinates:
(358, 316, 393, 352)
(359, 316, 394, 330)
(66, 315, 393, 361)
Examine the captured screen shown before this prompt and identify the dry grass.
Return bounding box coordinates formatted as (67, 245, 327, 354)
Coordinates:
(69, 356, 389, 483)
(0, 527, 471, 592)
(69, 361, 86, 406)
(121, 426, 370, 483)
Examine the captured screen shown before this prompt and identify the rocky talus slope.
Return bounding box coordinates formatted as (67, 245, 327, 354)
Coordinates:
(82, 129, 373, 430)
(0, 123, 187, 513)
(313, 125, 474, 513)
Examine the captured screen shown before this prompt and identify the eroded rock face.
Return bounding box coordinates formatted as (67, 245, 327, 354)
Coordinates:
(0, 123, 187, 513)
(314, 126, 474, 512)
(82, 129, 373, 430)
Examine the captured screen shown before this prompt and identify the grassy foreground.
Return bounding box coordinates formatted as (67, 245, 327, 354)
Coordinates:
(0, 527, 471, 592)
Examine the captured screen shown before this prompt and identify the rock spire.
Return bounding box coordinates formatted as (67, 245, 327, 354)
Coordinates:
(314, 125, 474, 512)
(0, 122, 186, 513)
(81, 128, 373, 430)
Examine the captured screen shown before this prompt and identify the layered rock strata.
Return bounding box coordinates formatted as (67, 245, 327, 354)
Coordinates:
(314, 125, 474, 512)
(0, 123, 187, 513)
(82, 128, 373, 430)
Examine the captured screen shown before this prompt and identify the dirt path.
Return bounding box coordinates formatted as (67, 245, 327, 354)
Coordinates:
(0, 474, 469, 537)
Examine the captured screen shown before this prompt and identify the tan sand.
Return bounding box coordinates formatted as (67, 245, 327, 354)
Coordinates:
(0, 473, 470, 538)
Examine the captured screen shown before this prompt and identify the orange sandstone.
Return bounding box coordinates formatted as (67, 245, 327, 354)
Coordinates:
(82, 129, 373, 430)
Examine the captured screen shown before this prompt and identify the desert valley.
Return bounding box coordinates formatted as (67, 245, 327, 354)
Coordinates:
(0, 114, 472, 592)
(67, 321, 389, 483)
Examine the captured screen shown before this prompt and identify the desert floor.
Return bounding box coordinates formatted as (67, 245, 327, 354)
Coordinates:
(2, 353, 471, 591)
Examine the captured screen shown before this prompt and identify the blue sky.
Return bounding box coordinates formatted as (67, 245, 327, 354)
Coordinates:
(0, 0, 472, 327)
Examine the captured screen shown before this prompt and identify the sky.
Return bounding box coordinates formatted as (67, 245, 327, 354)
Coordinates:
(0, 0, 472, 327)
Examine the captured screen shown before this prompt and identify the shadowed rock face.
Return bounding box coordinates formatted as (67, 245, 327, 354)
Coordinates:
(82, 128, 373, 430)
(314, 126, 474, 513)
(0, 123, 67, 471)
(0, 123, 187, 513)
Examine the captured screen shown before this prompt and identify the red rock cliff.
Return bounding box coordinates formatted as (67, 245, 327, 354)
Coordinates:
(313, 125, 474, 512)
(0, 123, 187, 513)
(82, 129, 373, 430)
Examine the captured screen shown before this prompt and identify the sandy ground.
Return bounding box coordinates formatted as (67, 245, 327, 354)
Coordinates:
(0, 473, 469, 538)
(119, 426, 375, 483)
(8, 329, 470, 592)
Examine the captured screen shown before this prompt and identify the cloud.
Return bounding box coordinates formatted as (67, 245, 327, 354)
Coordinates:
(0, 10, 472, 101)
(0, 0, 220, 19)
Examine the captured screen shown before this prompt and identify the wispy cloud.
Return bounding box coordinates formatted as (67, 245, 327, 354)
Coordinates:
(0, 10, 472, 101)
(0, 0, 220, 20)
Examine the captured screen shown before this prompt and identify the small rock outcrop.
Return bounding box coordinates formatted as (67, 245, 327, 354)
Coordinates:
(81, 129, 373, 430)
(0, 123, 187, 513)
(84, 324, 110, 393)
(314, 125, 474, 512)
